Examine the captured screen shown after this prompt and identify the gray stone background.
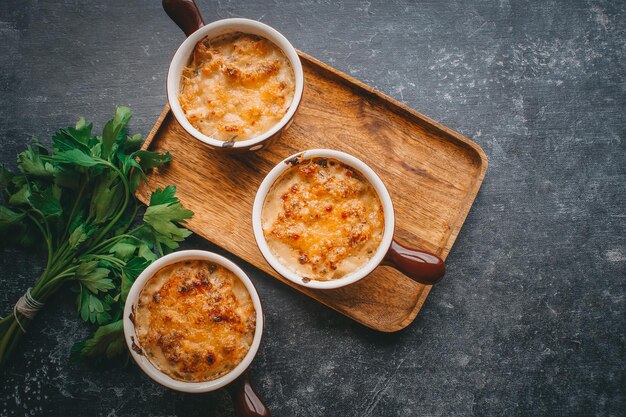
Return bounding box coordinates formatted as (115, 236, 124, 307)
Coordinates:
(1, 0, 624, 416)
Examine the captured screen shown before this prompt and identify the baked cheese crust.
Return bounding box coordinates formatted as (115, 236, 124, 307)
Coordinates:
(179, 32, 295, 142)
(134, 260, 256, 382)
(262, 158, 385, 281)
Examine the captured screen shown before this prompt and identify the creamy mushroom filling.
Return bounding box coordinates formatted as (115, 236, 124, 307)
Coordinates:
(262, 157, 385, 281)
(134, 260, 256, 382)
(179, 32, 295, 142)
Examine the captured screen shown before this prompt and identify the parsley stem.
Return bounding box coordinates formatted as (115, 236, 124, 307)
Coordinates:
(81, 254, 126, 268)
(61, 181, 87, 241)
(34, 267, 79, 297)
(26, 212, 53, 281)
(0, 321, 25, 369)
(89, 234, 142, 255)
(43, 242, 73, 283)
(81, 160, 130, 255)
(127, 224, 145, 235)
(0, 322, 19, 367)
(0, 315, 11, 328)
(110, 202, 140, 237)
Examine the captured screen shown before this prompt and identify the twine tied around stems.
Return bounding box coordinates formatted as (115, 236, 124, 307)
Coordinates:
(13, 288, 44, 333)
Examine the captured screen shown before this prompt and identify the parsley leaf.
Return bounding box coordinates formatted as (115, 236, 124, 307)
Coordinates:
(108, 241, 138, 261)
(143, 186, 193, 250)
(134, 150, 171, 170)
(53, 149, 100, 167)
(102, 106, 132, 159)
(17, 145, 57, 178)
(70, 320, 126, 363)
(76, 261, 115, 294)
(77, 285, 113, 324)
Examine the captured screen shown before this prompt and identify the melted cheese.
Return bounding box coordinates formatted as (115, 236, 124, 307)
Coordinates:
(262, 158, 385, 281)
(178, 32, 295, 142)
(134, 260, 255, 382)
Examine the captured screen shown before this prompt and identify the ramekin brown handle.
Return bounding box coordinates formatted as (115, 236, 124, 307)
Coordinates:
(162, 0, 205, 37)
(382, 239, 445, 285)
(227, 372, 271, 417)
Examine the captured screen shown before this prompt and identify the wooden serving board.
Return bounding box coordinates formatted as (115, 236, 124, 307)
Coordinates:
(136, 51, 487, 332)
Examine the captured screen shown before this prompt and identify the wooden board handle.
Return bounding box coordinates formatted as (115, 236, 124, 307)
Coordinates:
(383, 239, 445, 285)
(162, 0, 205, 37)
(227, 372, 271, 417)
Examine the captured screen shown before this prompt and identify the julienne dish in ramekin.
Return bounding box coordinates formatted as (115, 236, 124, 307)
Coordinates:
(164, 0, 304, 153)
(252, 149, 446, 290)
(123, 250, 269, 416)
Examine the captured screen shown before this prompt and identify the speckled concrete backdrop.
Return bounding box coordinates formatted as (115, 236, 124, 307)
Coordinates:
(1, 0, 624, 416)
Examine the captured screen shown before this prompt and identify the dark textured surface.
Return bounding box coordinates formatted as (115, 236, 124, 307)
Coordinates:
(1, 0, 625, 416)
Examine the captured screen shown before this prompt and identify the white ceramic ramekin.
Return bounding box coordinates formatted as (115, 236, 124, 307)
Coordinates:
(252, 149, 446, 290)
(123, 250, 263, 393)
(165, 1, 303, 152)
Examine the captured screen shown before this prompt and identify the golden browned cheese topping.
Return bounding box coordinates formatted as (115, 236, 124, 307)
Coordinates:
(134, 260, 256, 382)
(178, 32, 295, 142)
(262, 158, 385, 281)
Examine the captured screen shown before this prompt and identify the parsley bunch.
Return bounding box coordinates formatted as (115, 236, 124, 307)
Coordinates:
(0, 107, 193, 368)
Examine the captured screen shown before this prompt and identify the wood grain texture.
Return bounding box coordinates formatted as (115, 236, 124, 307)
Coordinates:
(136, 51, 487, 332)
